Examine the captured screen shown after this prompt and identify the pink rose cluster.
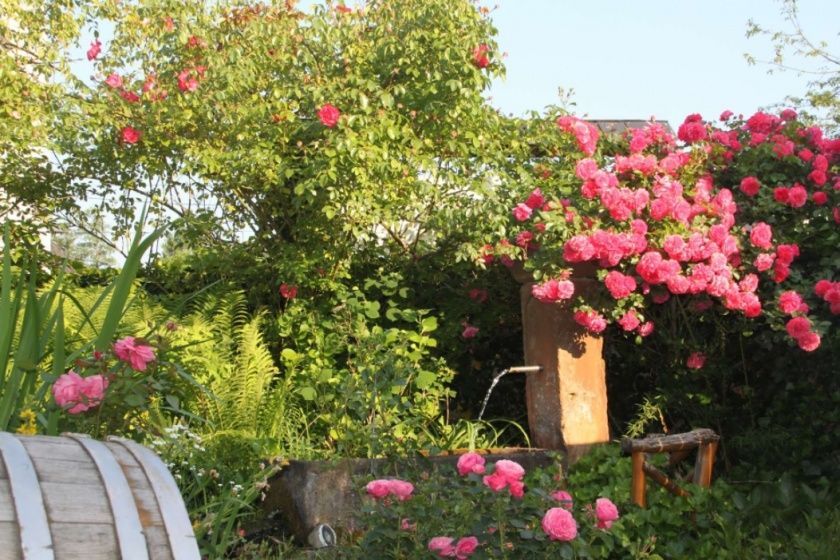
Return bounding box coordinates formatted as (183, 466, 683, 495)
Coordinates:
(532, 278, 574, 303)
(53, 371, 109, 414)
(428, 535, 479, 559)
(482, 459, 525, 498)
(541, 496, 619, 541)
(490, 108, 838, 349)
(365, 478, 415, 501)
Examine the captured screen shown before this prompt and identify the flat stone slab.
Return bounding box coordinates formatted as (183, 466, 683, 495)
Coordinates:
(262, 448, 559, 543)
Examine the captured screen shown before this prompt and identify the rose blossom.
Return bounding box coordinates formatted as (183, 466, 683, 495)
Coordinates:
(787, 184, 808, 207)
(686, 351, 706, 369)
(604, 271, 637, 299)
(778, 291, 805, 315)
(595, 497, 620, 529)
(457, 452, 486, 476)
(618, 310, 640, 331)
(428, 537, 455, 558)
(105, 73, 122, 88)
(472, 44, 490, 68)
(551, 490, 574, 509)
(453, 536, 479, 559)
(317, 103, 341, 127)
(525, 188, 545, 209)
(739, 176, 761, 197)
(87, 40, 102, 61)
(749, 222, 773, 249)
(797, 331, 821, 351)
(785, 316, 811, 339)
(53, 371, 108, 414)
(532, 278, 575, 303)
(512, 203, 533, 222)
(461, 323, 479, 339)
(113, 336, 156, 371)
(279, 283, 298, 299)
(541, 507, 578, 541)
(121, 126, 141, 144)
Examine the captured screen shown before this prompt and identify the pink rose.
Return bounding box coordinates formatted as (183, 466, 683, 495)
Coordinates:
(105, 73, 123, 88)
(365, 480, 391, 499)
(512, 203, 533, 222)
(739, 176, 761, 197)
(785, 316, 811, 339)
(686, 351, 706, 370)
(279, 283, 298, 299)
(617, 310, 640, 332)
(541, 507, 578, 541)
(120, 126, 141, 144)
(113, 336, 156, 371)
(461, 323, 479, 339)
(787, 184, 808, 207)
(719, 110, 734, 121)
(532, 279, 575, 303)
(493, 459, 525, 481)
(468, 288, 488, 303)
(87, 39, 102, 61)
(53, 371, 86, 414)
(177, 69, 199, 92)
(551, 490, 574, 509)
(428, 537, 455, 558)
(604, 271, 637, 299)
(317, 103, 341, 127)
(749, 222, 773, 249)
(525, 188, 545, 209)
(595, 497, 619, 529)
(454, 536, 479, 559)
(400, 518, 416, 531)
(387, 479, 414, 501)
(813, 191, 828, 205)
(754, 253, 775, 272)
(778, 291, 804, 315)
(457, 452, 486, 476)
(797, 331, 821, 351)
(472, 44, 490, 68)
(53, 372, 108, 414)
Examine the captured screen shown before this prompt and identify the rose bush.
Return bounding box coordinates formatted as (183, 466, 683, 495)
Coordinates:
(354, 454, 623, 558)
(489, 109, 838, 364)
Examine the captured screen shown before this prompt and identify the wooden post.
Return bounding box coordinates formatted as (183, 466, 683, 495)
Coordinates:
(692, 441, 718, 488)
(631, 451, 646, 508)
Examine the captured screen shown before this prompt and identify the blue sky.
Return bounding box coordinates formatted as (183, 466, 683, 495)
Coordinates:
(486, 0, 840, 127)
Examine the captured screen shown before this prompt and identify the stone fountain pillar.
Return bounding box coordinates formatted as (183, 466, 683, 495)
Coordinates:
(516, 268, 610, 463)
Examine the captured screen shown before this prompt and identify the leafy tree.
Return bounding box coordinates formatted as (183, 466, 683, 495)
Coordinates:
(746, 0, 840, 131)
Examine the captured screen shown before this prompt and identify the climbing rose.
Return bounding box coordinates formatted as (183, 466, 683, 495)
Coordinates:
(113, 336, 156, 371)
(457, 452, 486, 476)
(468, 288, 488, 303)
(120, 90, 140, 103)
(797, 331, 821, 352)
(387, 480, 415, 501)
(739, 176, 761, 197)
(512, 203, 533, 222)
(720, 110, 734, 121)
(574, 310, 607, 333)
(778, 291, 805, 315)
(618, 310, 640, 332)
(279, 283, 297, 299)
(542, 507, 578, 541)
(317, 103, 341, 127)
(677, 114, 707, 144)
(429, 537, 455, 558)
(595, 497, 620, 529)
(532, 279, 575, 303)
(557, 115, 599, 156)
(177, 69, 199, 92)
(121, 126, 141, 144)
(604, 271, 637, 299)
(749, 222, 773, 249)
(86, 39, 102, 61)
(686, 352, 706, 369)
(105, 73, 122, 88)
(787, 184, 808, 207)
(785, 316, 811, 339)
(813, 191, 828, 205)
(525, 188, 545, 209)
(453, 536, 479, 559)
(472, 44, 490, 68)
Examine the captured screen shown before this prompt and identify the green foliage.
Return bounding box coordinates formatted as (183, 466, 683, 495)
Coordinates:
(277, 272, 457, 457)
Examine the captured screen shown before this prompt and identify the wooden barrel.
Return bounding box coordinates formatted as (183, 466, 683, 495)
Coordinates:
(0, 432, 200, 560)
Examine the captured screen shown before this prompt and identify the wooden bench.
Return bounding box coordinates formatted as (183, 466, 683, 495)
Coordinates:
(620, 428, 720, 508)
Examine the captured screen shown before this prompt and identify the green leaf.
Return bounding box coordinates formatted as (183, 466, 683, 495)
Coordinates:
(299, 386, 317, 401)
(420, 316, 438, 332)
(415, 370, 436, 389)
